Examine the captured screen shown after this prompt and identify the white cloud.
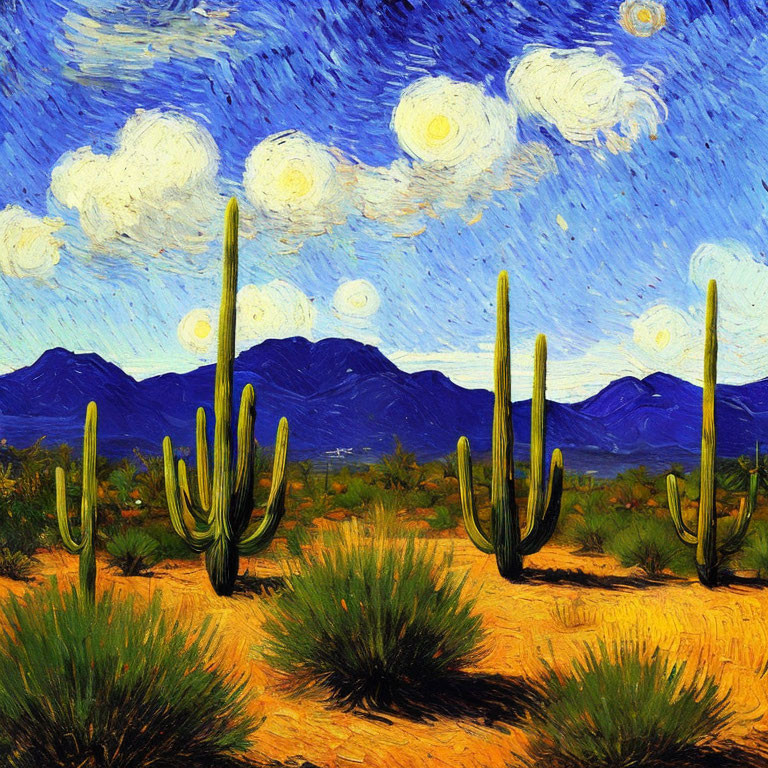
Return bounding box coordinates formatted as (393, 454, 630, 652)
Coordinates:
(0, 205, 63, 278)
(632, 303, 700, 369)
(350, 75, 556, 227)
(506, 46, 665, 154)
(333, 279, 381, 319)
(177, 307, 215, 355)
(58, 4, 257, 85)
(243, 130, 350, 242)
(50, 109, 219, 258)
(237, 280, 315, 342)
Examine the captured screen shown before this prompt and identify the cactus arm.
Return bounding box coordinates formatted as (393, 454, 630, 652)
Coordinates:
(696, 279, 718, 585)
(720, 471, 758, 556)
(667, 474, 698, 546)
(520, 448, 564, 556)
(238, 417, 288, 556)
(457, 436, 494, 554)
(231, 384, 256, 538)
(55, 467, 84, 554)
(195, 406, 211, 515)
(163, 437, 213, 552)
(177, 459, 209, 525)
(522, 334, 547, 540)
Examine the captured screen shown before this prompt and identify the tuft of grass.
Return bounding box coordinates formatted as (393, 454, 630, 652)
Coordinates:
(526, 638, 732, 768)
(284, 525, 310, 559)
(426, 505, 459, 531)
(0, 580, 254, 767)
(565, 496, 625, 554)
(145, 524, 200, 561)
(0, 547, 35, 581)
(740, 521, 768, 579)
(106, 528, 162, 576)
(262, 518, 486, 712)
(549, 597, 597, 631)
(608, 517, 689, 577)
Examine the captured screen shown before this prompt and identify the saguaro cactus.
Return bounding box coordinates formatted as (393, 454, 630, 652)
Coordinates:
(56, 401, 98, 607)
(163, 197, 289, 596)
(457, 270, 564, 580)
(667, 279, 756, 587)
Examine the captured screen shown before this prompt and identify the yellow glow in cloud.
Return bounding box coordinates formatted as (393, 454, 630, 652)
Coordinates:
(333, 279, 381, 319)
(243, 131, 348, 238)
(0, 205, 63, 278)
(50, 109, 219, 257)
(632, 304, 697, 364)
(178, 308, 215, 354)
(619, 1, 666, 37)
(392, 75, 515, 168)
(506, 46, 665, 153)
(237, 280, 315, 342)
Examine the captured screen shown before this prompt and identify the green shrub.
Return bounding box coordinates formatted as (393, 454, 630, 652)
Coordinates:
(262, 519, 485, 711)
(427, 505, 459, 530)
(0, 548, 35, 581)
(145, 524, 200, 561)
(333, 477, 381, 510)
(106, 529, 162, 576)
(565, 495, 624, 554)
(740, 522, 768, 578)
(608, 517, 689, 577)
(0, 581, 254, 767)
(527, 638, 732, 768)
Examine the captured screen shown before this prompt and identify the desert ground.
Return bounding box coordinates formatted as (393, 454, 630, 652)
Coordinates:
(5, 536, 768, 768)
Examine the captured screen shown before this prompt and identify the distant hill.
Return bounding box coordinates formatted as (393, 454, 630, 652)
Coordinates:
(0, 337, 766, 474)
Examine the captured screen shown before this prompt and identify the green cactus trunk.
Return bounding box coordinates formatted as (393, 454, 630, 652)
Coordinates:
(457, 270, 563, 580)
(667, 280, 756, 587)
(56, 401, 98, 607)
(163, 197, 290, 597)
(697, 279, 718, 586)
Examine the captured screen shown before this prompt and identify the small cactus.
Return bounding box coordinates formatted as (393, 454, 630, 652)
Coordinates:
(163, 198, 289, 596)
(667, 279, 756, 587)
(56, 401, 98, 606)
(457, 270, 564, 580)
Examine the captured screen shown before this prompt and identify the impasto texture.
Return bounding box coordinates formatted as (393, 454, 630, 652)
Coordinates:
(2, 2, 768, 768)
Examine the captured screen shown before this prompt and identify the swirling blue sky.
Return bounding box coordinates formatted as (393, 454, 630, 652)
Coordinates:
(0, 0, 766, 399)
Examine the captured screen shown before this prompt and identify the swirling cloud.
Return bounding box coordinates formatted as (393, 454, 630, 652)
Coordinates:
(237, 280, 315, 342)
(506, 46, 665, 154)
(619, 1, 666, 38)
(0, 205, 63, 278)
(632, 304, 699, 367)
(351, 75, 555, 226)
(50, 109, 219, 258)
(333, 279, 381, 319)
(243, 130, 349, 241)
(177, 307, 215, 354)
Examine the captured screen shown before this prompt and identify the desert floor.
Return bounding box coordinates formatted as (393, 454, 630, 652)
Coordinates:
(3, 539, 768, 768)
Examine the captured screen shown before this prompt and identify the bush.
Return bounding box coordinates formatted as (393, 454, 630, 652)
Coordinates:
(262, 519, 486, 711)
(106, 529, 162, 576)
(565, 495, 624, 554)
(0, 548, 35, 581)
(427, 505, 459, 531)
(145, 524, 200, 561)
(608, 517, 689, 577)
(527, 638, 732, 768)
(740, 522, 768, 578)
(0, 581, 254, 767)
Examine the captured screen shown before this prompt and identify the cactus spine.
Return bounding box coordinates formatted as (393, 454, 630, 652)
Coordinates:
(667, 279, 756, 587)
(163, 197, 289, 596)
(56, 401, 98, 607)
(457, 270, 564, 580)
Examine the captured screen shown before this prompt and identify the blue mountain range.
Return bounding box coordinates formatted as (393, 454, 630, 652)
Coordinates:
(0, 337, 766, 474)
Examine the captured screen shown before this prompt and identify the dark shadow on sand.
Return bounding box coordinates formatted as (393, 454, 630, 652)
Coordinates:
(522, 567, 686, 590)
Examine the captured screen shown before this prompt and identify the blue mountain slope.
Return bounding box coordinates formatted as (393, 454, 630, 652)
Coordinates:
(0, 337, 766, 472)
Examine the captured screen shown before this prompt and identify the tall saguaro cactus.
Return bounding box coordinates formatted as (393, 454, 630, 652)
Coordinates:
(457, 270, 564, 580)
(667, 279, 756, 587)
(56, 401, 98, 607)
(163, 197, 289, 596)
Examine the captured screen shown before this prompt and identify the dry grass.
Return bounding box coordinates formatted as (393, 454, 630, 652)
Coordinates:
(2, 538, 768, 768)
